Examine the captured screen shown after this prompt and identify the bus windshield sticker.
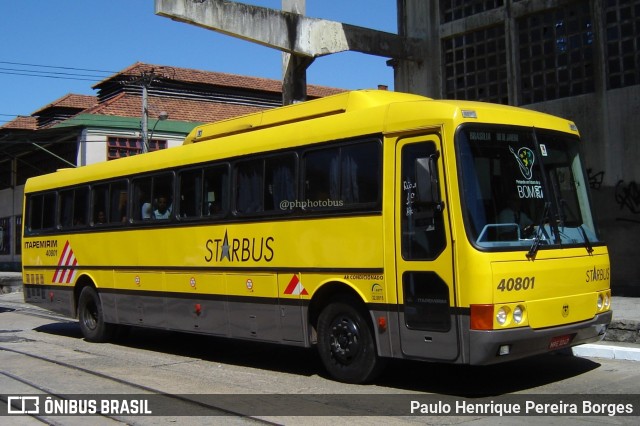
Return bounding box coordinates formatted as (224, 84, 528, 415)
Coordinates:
(509, 146, 535, 180)
(540, 144, 548, 156)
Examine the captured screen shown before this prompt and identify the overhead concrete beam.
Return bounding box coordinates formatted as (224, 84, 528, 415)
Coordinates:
(155, 0, 420, 60)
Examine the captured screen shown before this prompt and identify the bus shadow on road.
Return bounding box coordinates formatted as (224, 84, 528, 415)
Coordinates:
(34, 320, 83, 338)
(35, 320, 601, 395)
(376, 354, 602, 396)
(35, 321, 321, 378)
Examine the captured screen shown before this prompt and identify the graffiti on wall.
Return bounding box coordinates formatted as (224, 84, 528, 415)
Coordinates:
(615, 180, 640, 223)
(587, 168, 604, 190)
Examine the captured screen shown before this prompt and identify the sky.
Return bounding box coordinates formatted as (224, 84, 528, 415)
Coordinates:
(0, 0, 397, 125)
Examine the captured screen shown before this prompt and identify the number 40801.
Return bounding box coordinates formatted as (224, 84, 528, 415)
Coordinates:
(496, 276, 535, 292)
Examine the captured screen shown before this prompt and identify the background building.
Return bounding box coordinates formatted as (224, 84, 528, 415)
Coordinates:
(418, 0, 640, 294)
(0, 62, 341, 271)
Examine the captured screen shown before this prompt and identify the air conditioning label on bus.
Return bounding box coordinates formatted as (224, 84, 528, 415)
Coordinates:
(204, 229, 275, 263)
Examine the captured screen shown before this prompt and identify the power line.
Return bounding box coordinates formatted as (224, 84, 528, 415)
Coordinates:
(0, 60, 118, 120)
(0, 70, 104, 82)
(0, 61, 117, 74)
(0, 61, 117, 82)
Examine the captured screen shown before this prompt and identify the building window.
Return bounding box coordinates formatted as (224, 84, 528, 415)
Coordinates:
(605, 0, 640, 89)
(107, 137, 167, 160)
(441, 0, 504, 23)
(0, 217, 10, 255)
(518, 2, 595, 104)
(443, 25, 508, 104)
(15, 216, 21, 255)
(0, 159, 11, 190)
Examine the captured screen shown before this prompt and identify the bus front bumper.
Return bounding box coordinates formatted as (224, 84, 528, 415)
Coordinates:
(468, 310, 612, 365)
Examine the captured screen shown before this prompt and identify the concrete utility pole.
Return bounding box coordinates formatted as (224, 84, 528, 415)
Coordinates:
(155, 0, 423, 104)
(131, 70, 158, 153)
(281, 0, 308, 104)
(394, 0, 433, 96)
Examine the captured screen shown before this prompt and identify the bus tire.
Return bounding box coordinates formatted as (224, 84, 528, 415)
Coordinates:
(77, 286, 113, 342)
(317, 300, 383, 384)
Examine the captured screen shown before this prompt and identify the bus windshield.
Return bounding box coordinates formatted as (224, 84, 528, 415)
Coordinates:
(457, 125, 602, 251)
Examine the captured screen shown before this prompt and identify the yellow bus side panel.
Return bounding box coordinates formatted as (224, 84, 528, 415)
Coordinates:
(22, 216, 385, 302)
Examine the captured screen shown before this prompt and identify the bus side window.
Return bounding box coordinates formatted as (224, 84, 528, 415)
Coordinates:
(59, 187, 89, 228)
(302, 140, 381, 210)
(265, 155, 295, 211)
(341, 141, 380, 205)
(235, 155, 294, 215)
(303, 147, 338, 204)
(26, 192, 57, 234)
(92, 184, 109, 225)
(132, 177, 153, 221)
(59, 189, 75, 228)
(203, 165, 229, 216)
(179, 169, 201, 218)
(236, 159, 263, 214)
(91, 181, 128, 225)
(110, 180, 128, 224)
(74, 187, 89, 226)
(152, 174, 174, 220)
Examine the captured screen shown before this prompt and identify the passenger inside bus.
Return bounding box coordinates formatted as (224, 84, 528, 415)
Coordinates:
(154, 196, 172, 219)
(95, 210, 106, 224)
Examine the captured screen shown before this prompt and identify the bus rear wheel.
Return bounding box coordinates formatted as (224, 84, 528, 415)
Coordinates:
(317, 300, 383, 384)
(77, 286, 113, 342)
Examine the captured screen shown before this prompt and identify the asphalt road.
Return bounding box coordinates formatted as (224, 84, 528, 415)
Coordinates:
(1, 291, 639, 425)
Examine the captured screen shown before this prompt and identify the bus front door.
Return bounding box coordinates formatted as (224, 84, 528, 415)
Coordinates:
(395, 135, 459, 361)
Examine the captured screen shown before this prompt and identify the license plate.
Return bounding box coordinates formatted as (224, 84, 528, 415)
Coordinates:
(549, 334, 572, 349)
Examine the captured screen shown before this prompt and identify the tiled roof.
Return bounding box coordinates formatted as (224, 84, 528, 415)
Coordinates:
(86, 62, 344, 124)
(95, 62, 343, 98)
(2, 94, 97, 130)
(1, 115, 38, 130)
(32, 93, 97, 115)
(84, 92, 265, 123)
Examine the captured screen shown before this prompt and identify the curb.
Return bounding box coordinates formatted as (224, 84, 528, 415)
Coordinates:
(572, 343, 640, 362)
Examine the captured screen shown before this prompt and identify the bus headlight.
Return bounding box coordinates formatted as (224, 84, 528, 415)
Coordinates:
(496, 307, 508, 325)
(597, 295, 603, 310)
(513, 305, 524, 324)
(604, 294, 610, 309)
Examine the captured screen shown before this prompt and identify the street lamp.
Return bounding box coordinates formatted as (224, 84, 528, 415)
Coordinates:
(143, 111, 168, 153)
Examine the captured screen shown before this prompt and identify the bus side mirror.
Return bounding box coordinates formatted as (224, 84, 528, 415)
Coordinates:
(415, 155, 441, 206)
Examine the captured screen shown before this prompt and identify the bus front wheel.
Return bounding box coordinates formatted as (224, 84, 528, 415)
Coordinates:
(77, 286, 113, 342)
(317, 300, 383, 384)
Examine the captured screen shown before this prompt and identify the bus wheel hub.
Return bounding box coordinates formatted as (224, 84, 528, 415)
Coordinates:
(330, 318, 360, 363)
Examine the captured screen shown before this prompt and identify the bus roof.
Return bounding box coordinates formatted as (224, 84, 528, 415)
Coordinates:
(185, 89, 578, 144)
(184, 90, 429, 144)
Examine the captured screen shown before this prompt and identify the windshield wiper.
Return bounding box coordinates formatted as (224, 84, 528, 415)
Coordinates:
(526, 201, 551, 260)
(578, 225, 594, 254)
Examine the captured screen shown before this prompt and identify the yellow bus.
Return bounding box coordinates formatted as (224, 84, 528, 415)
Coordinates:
(22, 90, 611, 383)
